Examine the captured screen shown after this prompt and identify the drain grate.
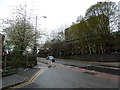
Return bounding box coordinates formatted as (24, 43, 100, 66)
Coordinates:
(83, 72, 97, 75)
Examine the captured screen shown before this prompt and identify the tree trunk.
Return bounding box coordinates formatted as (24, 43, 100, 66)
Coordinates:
(88, 45, 92, 54)
(92, 47, 96, 54)
(81, 49, 84, 55)
(92, 45, 96, 54)
(100, 44, 104, 54)
(75, 45, 78, 55)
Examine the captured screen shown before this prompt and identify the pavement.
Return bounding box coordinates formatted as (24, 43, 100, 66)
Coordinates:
(1, 62, 47, 89)
(56, 58, 120, 68)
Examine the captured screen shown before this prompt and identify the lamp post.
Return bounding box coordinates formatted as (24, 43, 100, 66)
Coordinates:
(34, 15, 47, 55)
(34, 16, 37, 55)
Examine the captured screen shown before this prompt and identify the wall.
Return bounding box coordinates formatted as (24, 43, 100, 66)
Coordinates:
(66, 54, 119, 62)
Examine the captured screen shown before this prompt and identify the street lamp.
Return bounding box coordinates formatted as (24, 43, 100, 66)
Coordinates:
(34, 15, 47, 55)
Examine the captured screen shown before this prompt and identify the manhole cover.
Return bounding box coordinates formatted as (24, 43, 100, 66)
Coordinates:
(83, 72, 97, 75)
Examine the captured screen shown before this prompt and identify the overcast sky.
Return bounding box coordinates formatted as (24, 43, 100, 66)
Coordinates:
(0, 0, 119, 43)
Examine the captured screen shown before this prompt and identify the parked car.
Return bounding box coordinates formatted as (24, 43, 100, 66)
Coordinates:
(47, 56, 55, 62)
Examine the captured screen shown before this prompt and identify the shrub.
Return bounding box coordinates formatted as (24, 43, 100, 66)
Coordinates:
(2, 53, 37, 70)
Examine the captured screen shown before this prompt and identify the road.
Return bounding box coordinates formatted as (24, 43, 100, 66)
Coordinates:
(15, 58, 119, 88)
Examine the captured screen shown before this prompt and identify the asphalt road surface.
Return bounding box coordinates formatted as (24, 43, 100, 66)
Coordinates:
(18, 59, 119, 88)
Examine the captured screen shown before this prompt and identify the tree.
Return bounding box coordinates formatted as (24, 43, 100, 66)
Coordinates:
(43, 30, 65, 57)
(70, 17, 91, 54)
(4, 20, 35, 54)
(3, 5, 36, 55)
(85, 1, 117, 35)
(63, 1, 118, 55)
(85, 1, 117, 53)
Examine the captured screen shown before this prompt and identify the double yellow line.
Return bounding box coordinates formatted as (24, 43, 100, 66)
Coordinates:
(13, 68, 47, 88)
